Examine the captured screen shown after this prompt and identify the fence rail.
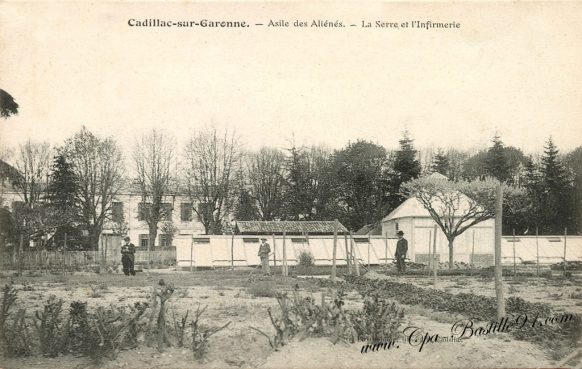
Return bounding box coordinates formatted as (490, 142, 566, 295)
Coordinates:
(0, 249, 176, 271)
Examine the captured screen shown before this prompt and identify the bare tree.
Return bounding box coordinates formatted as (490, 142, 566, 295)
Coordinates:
(13, 140, 51, 205)
(133, 130, 175, 263)
(62, 127, 124, 250)
(184, 128, 240, 234)
(248, 147, 286, 221)
(401, 175, 523, 269)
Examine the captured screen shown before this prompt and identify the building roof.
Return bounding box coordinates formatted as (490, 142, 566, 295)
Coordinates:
(355, 223, 383, 235)
(382, 191, 483, 222)
(235, 221, 348, 235)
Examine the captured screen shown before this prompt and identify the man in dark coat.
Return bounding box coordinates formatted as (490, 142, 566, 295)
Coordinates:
(121, 236, 136, 276)
(395, 230, 408, 272)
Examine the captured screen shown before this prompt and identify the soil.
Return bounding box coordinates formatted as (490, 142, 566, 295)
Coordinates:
(0, 268, 579, 369)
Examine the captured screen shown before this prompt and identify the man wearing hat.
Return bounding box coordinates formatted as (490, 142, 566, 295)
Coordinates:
(395, 230, 408, 272)
(121, 236, 136, 276)
(258, 237, 271, 275)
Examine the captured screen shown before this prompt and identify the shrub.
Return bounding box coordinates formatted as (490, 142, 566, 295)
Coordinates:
(298, 251, 315, 268)
(1, 284, 34, 357)
(34, 296, 67, 357)
(190, 304, 230, 360)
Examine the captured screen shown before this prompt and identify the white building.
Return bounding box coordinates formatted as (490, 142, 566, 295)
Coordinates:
(381, 195, 495, 265)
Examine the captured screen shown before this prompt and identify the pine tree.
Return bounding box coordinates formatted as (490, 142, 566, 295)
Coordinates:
(485, 134, 510, 182)
(45, 153, 85, 249)
(388, 131, 421, 209)
(283, 145, 313, 220)
(234, 189, 259, 221)
(539, 138, 573, 233)
(431, 148, 450, 177)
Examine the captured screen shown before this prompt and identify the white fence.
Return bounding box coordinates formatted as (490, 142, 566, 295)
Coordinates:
(176, 235, 582, 268)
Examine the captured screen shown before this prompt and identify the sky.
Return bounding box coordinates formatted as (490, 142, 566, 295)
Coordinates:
(1, 2, 581, 158)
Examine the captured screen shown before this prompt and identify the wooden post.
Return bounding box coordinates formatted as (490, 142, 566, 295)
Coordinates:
(282, 231, 288, 276)
(273, 234, 277, 269)
(344, 233, 351, 275)
(350, 231, 360, 276)
(536, 227, 540, 277)
(470, 229, 475, 277)
(230, 232, 234, 271)
(495, 184, 505, 319)
(189, 236, 194, 272)
(512, 229, 517, 279)
(432, 225, 437, 286)
(331, 219, 338, 282)
(63, 233, 68, 276)
(384, 232, 388, 268)
(563, 227, 568, 276)
(367, 238, 370, 269)
(427, 230, 432, 278)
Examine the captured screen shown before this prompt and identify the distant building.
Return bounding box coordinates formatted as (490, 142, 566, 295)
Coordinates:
(0, 176, 206, 251)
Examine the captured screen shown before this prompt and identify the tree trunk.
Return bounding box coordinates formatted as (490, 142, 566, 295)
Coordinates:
(448, 239, 454, 270)
(148, 227, 158, 268)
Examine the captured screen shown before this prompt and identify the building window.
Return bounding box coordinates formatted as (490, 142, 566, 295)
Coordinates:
(181, 203, 193, 222)
(112, 202, 124, 223)
(161, 203, 173, 221)
(139, 234, 149, 248)
(159, 234, 171, 247)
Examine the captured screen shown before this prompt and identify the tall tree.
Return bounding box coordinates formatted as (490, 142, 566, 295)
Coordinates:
(538, 138, 573, 233)
(401, 176, 523, 269)
(14, 140, 51, 205)
(332, 140, 389, 231)
(134, 130, 175, 261)
(184, 127, 240, 234)
(283, 144, 313, 220)
(62, 127, 124, 250)
(248, 147, 286, 221)
(45, 153, 83, 249)
(485, 134, 511, 182)
(431, 148, 450, 177)
(565, 146, 582, 234)
(387, 131, 421, 209)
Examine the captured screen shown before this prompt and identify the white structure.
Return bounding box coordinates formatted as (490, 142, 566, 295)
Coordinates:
(381, 196, 495, 265)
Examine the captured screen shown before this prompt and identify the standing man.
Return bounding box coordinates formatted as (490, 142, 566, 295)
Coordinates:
(121, 236, 136, 276)
(258, 237, 271, 275)
(395, 230, 408, 273)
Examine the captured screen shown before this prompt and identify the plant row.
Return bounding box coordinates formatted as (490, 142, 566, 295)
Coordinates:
(331, 275, 580, 359)
(0, 282, 229, 363)
(252, 289, 405, 349)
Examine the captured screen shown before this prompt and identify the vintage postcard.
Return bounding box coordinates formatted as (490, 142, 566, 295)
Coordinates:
(0, 1, 581, 369)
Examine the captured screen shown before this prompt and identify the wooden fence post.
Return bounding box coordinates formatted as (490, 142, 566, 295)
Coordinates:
(536, 227, 540, 277)
(427, 230, 432, 278)
(470, 229, 475, 277)
(190, 236, 194, 272)
(563, 227, 568, 276)
(331, 220, 338, 282)
(282, 231, 288, 276)
(512, 229, 517, 279)
(344, 233, 351, 275)
(432, 225, 437, 286)
(495, 184, 505, 319)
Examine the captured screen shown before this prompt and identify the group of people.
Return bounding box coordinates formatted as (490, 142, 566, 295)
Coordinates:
(119, 231, 408, 276)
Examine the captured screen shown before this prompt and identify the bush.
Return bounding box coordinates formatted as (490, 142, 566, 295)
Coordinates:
(298, 251, 315, 268)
